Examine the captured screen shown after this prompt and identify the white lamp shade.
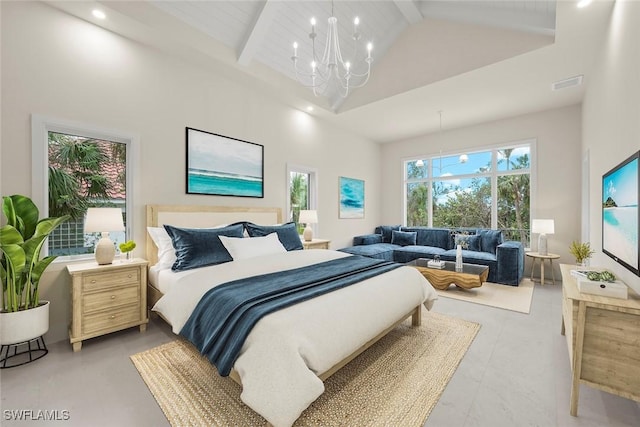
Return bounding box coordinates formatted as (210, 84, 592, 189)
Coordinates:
(84, 208, 125, 233)
(531, 219, 554, 235)
(298, 210, 318, 225)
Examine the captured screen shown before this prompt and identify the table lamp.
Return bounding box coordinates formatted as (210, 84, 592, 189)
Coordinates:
(532, 219, 554, 256)
(85, 208, 125, 264)
(298, 210, 318, 241)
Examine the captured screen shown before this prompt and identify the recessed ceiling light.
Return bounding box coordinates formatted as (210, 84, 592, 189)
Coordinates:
(306, 106, 314, 112)
(577, 0, 593, 8)
(92, 9, 106, 20)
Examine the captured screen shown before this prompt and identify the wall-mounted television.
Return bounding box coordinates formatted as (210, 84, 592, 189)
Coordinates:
(602, 150, 639, 277)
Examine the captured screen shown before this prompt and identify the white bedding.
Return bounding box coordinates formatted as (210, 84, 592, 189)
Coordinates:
(152, 249, 437, 426)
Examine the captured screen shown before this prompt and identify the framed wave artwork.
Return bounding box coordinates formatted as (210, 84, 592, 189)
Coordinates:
(186, 127, 264, 198)
(339, 176, 365, 219)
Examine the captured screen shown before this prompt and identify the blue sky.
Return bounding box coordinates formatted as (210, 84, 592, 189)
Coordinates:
(188, 129, 263, 178)
(418, 146, 530, 178)
(603, 157, 638, 207)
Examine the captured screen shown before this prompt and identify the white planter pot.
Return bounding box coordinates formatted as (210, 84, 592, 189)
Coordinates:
(0, 301, 50, 345)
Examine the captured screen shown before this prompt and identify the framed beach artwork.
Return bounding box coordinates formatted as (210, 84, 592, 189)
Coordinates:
(339, 176, 365, 219)
(186, 127, 264, 198)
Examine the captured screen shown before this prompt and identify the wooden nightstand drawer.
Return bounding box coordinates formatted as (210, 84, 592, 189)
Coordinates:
(82, 304, 141, 335)
(302, 239, 331, 250)
(82, 284, 140, 314)
(67, 258, 148, 351)
(82, 268, 139, 292)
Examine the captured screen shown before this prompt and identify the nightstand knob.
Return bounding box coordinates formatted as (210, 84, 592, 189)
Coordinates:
(110, 295, 116, 300)
(91, 280, 97, 284)
(127, 274, 132, 278)
(110, 315, 116, 319)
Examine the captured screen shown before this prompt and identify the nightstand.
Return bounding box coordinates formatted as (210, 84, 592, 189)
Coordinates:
(302, 239, 331, 250)
(66, 258, 148, 351)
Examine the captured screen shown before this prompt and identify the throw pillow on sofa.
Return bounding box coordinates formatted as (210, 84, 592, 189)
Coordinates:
(391, 230, 417, 246)
(376, 225, 402, 243)
(454, 234, 481, 251)
(477, 229, 504, 254)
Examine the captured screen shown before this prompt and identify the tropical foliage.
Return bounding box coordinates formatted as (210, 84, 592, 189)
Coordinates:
(406, 148, 531, 246)
(47, 132, 127, 256)
(48, 133, 125, 219)
(1, 195, 69, 312)
(289, 172, 309, 233)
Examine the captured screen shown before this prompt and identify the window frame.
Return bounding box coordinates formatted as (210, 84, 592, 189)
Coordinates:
(31, 114, 139, 261)
(402, 139, 536, 242)
(286, 163, 318, 235)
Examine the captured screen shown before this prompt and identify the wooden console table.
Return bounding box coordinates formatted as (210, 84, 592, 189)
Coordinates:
(559, 264, 640, 416)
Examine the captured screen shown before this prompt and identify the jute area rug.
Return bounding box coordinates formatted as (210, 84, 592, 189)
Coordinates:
(131, 309, 479, 427)
(435, 278, 535, 314)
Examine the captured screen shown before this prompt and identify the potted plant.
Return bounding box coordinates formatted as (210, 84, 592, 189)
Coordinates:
(1, 195, 69, 347)
(569, 241, 595, 267)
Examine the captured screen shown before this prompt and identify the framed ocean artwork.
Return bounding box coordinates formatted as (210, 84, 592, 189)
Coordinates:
(186, 127, 264, 198)
(339, 176, 365, 219)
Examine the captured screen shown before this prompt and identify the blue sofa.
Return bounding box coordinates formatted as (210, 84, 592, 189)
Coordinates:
(339, 225, 524, 286)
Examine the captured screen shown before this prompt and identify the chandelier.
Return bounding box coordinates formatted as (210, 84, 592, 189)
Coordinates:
(291, 1, 373, 98)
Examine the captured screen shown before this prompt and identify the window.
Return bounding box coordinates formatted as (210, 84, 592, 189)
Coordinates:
(404, 141, 533, 246)
(32, 115, 136, 260)
(286, 164, 318, 234)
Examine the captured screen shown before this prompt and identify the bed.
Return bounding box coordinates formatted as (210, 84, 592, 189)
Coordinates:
(145, 204, 438, 426)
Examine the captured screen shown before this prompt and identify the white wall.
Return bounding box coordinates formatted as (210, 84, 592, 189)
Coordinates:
(380, 105, 583, 280)
(583, 0, 640, 294)
(0, 1, 382, 343)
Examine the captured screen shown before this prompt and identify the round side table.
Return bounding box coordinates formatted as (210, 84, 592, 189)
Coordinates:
(525, 252, 560, 285)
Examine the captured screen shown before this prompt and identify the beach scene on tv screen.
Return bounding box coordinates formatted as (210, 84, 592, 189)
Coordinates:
(603, 157, 638, 269)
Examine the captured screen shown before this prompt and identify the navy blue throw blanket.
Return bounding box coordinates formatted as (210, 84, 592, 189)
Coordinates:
(180, 256, 401, 376)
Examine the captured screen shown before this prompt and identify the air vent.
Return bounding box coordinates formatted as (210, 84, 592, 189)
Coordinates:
(552, 75, 584, 91)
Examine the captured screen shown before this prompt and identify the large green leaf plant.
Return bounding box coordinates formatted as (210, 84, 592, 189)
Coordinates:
(1, 195, 69, 312)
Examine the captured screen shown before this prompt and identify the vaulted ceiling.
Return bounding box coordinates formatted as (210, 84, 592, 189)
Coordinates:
(48, 0, 614, 142)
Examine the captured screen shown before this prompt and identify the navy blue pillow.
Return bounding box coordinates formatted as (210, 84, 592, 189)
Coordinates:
(245, 222, 303, 251)
(391, 230, 417, 246)
(477, 229, 504, 254)
(164, 224, 245, 271)
(376, 225, 401, 243)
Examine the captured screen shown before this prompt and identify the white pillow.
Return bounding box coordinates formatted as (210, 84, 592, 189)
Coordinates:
(219, 233, 286, 261)
(147, 227, 177, 270)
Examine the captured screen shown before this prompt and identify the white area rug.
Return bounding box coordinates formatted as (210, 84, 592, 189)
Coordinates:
(435, 278, 535, 314)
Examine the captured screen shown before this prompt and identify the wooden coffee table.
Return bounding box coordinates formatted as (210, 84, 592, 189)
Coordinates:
(407, 259, 489, 290)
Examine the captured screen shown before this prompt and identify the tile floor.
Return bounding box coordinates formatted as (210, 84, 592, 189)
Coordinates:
(1, 282, 639, 426)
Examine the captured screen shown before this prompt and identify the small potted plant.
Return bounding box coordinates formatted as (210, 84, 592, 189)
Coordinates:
(118, 240, 136, 262)
(569, 241, 595, 267)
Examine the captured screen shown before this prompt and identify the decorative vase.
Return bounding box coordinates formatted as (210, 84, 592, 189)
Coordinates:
(455, 245, 463, 272)
(0, 301, 50, 345)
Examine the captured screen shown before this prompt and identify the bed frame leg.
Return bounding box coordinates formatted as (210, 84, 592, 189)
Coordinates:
(411, 306, 422, 327)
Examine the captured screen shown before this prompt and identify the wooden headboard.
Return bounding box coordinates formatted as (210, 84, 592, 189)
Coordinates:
(145, 205, 282, 266)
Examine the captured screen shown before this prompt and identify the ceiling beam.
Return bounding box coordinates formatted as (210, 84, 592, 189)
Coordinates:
(393, 0, 423, 25)
(238, 0, 281, 66)
(420, 2, 556, 36)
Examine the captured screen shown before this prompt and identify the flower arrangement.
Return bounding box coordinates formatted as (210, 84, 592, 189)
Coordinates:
(118, 240, 136, 261)
(569, 241, 595, 266)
